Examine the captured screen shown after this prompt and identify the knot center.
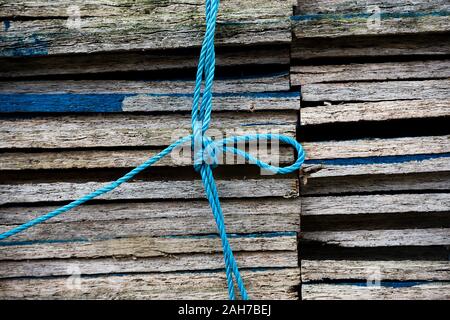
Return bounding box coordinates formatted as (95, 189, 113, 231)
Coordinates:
(193, 133, 219, 172)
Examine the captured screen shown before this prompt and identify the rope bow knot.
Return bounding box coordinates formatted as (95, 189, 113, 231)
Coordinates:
(0, 0, 306, 300)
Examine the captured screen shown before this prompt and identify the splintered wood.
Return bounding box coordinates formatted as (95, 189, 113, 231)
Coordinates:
(0, 0, 300, 300)
(0, 0, 449, 300)
(293, 0, 450, 300)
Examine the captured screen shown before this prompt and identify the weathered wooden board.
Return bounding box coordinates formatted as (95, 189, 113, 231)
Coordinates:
(0, 74, 291, 94)
(304, 135, 450, 160)
(301, 100, 450, 125)
(302, 136, 450, 179)
(302, 172, 450, 195)
(0, 146, 296, 170)
(291, 33, 450, 60)
(0, 112, 297, 149)
(291, 60, 450, 86)
(292, 14, 450, 39)
(0, 251, 299, 279)
(1, 198, 301, 225)
(0, 214, 300, 241)
(1, 0, 297, 18)
(0, 178, 299, 205)
(0, 198, 300, 241)
(302, 282, 450, 300)
(2, 131, 447, 174)
(0, 0, 294, 57)
(0, 268, 300, 300)
(292, 0, 450, 38)
(302, 193, 450, 216)
(0, 234, 298, 261)
(0, 91, 300, 113)
(295, 0, 450, 15)
(0, 74, 298, 113)
(300, 79, 450, 102)
(304, 156, 450, 178)
(0, 46, 290, 78)
(302, 260, 450, 282)
(302, 228, 450, 247)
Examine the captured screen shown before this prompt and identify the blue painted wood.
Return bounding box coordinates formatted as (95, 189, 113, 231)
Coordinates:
(0, 92, 299, 113)
(0, 93, 127, 112)
(305, 153, 450, 166)
(0, 33, 48, 57)
(336, 281, 437, 288)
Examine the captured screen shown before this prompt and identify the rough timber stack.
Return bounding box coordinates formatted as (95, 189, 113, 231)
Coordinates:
(292, 0, 450, 299)
(0, 0, 300, 299)
(0, 0, 449, 301)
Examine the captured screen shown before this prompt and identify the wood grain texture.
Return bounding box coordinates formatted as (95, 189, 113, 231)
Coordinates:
(0, 268, 300, 300)
(293, 15, 450, 39)
(0, 73, 291, 94)
(291, 60, 450, 86)
(0, 198, 300, 241)
(304, 135, 450, 160)
(0, 147, 295, 170)
(295, 0, 450, 15)
(0, 234, 298, 261)
(0, 198, 301, 225)
(294, 0, 450, 302)
(0, 75, 298, 113)
(302, 228, 450, 247)
(0, 215, 300, 241)
(2, 0, 297, 18)
(300, 79, 450, 102)
(302, 282, 450, 300)
(291, 33, 450, 60)
(292, 0, 450, 39)
(300, 99, 450, 125)
(304, 156, 450, 178)
(302, 260, 450, 282)
(0, 92, 300, 113)
(0, 112, 296, 149)
(0, 0, 294, 57)
(0, 46, 290, 78)
(302, 135, 450, 179)
(302, 193, 450, 216)
(0, 178, 299, 205)
(302, 172, 450, 195)
(0, 251, 299, 279)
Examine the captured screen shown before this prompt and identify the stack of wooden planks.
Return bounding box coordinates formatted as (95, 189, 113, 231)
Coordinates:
(0, 0, 449, 300)
(0, 0, 300, 299)
(293, 0, 450, 300)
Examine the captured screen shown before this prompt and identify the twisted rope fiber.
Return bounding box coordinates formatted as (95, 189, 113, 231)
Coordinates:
(0, 0, 306, 300)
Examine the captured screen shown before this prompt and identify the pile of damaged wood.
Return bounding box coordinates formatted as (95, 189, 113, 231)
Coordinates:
(0, 0, 300, 299)
(0, 0, 449, 300)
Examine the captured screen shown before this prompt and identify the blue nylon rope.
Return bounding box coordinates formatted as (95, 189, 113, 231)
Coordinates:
(0, 0, 306, 300)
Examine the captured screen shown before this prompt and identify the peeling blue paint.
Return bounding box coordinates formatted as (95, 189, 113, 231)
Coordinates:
(0, 93, 128, 112)
(3, 19, 10, 32)
(0, 33, 48, 57)
(240, 122, 292, 127)
(337, 281, 435, 288)
(0, 238, 89, 246)
(0, 92, 299, 113)
(305, 153, 450, 166)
